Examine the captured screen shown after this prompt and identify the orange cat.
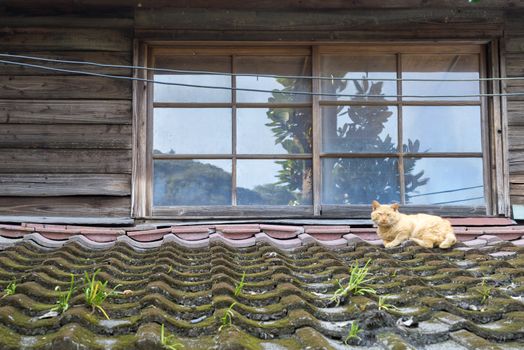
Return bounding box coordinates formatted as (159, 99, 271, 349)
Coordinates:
(371, 200, 457, 249)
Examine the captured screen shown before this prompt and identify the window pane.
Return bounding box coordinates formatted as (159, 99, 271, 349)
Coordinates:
(321, 106, 397, 153)
(237, 159, 312, 205)
(154, 55, 231, 103)
(320, 55, 397, 101)
(236, 56, 311, 103)
(402, 54, 480, 101)
(403, 106, 481, 153)
(237, 108, 312, 154)
(405, 158, 484, 205)
(153, 160, 232, 206)
(322, 158, 400, 204)
(153, 108, 231, 154)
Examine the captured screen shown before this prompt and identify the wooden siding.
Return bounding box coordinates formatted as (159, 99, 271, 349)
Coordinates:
(0, 23, 133, 222)
(505, 11, 524, 206)
(0, 3, 522, 222)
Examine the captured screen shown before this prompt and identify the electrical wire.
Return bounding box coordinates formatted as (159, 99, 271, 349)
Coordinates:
(2, 52, 524, 82)
(2, 58, 523, 98)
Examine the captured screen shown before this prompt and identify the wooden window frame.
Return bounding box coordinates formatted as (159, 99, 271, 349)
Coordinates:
(132, 41, 509, 219)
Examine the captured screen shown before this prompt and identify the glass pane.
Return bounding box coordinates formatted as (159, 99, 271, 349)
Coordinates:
(405, 158, 484, 205)
(153, 108, 231, 154)
(237, 108, 312, 154)
(153, 160, 232, 206)
(322, 158, 400, 204)
(403, 106, 481, 153)
(237, 159, 312, 205)
(320, 55, 397, 101)
(236, 56, 311, 103)
(322, 106, 397, 153)
(154, 55, 231, 103)
(402, 54, 480, 101)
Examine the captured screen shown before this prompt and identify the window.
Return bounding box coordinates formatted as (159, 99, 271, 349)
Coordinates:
(139, 44, 494, 218)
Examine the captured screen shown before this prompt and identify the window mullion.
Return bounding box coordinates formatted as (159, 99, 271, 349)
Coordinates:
(231, 54, 238, 206)
(397, 52, 406, 205)
(312, 46, 321, 215)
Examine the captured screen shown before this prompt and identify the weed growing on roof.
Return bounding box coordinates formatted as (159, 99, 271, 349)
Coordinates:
(344, 321, 362, 345)
(51, 273, 75, 314)
(160, 323, 183, 350)
(378, 296, 398, 312)
(330, 259, 376, 307)
(1, 279, 16, 299)
(219, 271, 246, 331)
(218, 301, 237, 332)
(167, 265, 173, 274)
(234, 271, 246, 297)
(477, 279, 493, 304)
(83, 269, 121, 319)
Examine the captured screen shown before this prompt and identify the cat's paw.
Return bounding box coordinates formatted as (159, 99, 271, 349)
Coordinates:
(384, 242, 399, 248)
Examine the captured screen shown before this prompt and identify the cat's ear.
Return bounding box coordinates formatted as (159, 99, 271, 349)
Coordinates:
(391, 203, 400, 211)
(372, 200, 380, 211)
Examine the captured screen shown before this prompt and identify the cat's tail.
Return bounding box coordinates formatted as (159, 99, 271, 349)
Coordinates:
(439, 230, 457, 249)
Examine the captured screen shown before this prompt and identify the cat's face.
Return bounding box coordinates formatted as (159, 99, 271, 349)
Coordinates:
(371, 200, 400, 227)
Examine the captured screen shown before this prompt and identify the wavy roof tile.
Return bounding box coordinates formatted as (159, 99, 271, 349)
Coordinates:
(0, 221, 523, 349)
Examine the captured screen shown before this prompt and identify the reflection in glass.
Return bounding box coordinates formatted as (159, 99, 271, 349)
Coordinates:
(153, 160, 231, 206)
(322, 158, 400, 204)
(405, 158, 484, 205)
(237, 108, 312, 154)
(236, 56, 311, 103)
(322, 106, 397, 153)
(153, 108, 231, 154)
(402, 54, 480, 101)
(403, 106, 481, 153)
(320, 55, 397, 101)
(237, 159, 312, 205)
(154, 55, 231, 103)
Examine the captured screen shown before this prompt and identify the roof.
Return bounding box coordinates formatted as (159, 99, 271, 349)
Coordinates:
(0, 221, 523, 349)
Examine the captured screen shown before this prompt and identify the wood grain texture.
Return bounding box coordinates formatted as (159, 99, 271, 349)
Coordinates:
(135, 8, 504, 31)
(0, 16, 133, 28)
(0, 149, 131, 174)
(0, 196, 131, 217)
(509, 127, 524, 151)
(509, 151, 524, 175)
(508, 101, 524, 126)
(0, 51, 132, 76)
(0, 28, 132, 51)
(0, 100, 131, 124)
(0, 124, 132, 149)
(2, 0, 522, 11)
(506, 79, 524, 101)
(0, 76, 131, 100)
(505, 36, 524, 53)
(505, 53, 524, 77)
(0, 174, 130, 196)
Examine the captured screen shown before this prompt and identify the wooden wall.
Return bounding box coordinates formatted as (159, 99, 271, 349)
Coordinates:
(0, 13, 134, 223)
(0, 2, 522, 222)
(505, 10, 524, 207)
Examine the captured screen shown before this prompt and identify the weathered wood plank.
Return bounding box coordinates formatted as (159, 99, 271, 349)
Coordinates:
(0, 216, 133, 225)
(136, 25, 503, 42)
(506, 79, 524, 101)
(0, 149, 131, 174)
(505, 36, 524, 53)
(322, 204, 487, 217)
(0, 76, 131, 100)
(508, 101, 524, 127)
(509, 151, 524, 175)
(135, 8, 504, 31)
(152, 206, 313, 218)
(0, 16, 133, 28)
(0, 196, 131, 217)
(505, 53, 524, 77)
(0, 28, 132, 51)
(508, 126, 524, 151)
(0, 100, 131, 124)
(510, 174, 524, 198)
(0, 174, 130, 196)
(0, 125, 132, 149)
(0, 51, 132, 76)
(2, 0, 522, 10)
(510, 195, 524, 205)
